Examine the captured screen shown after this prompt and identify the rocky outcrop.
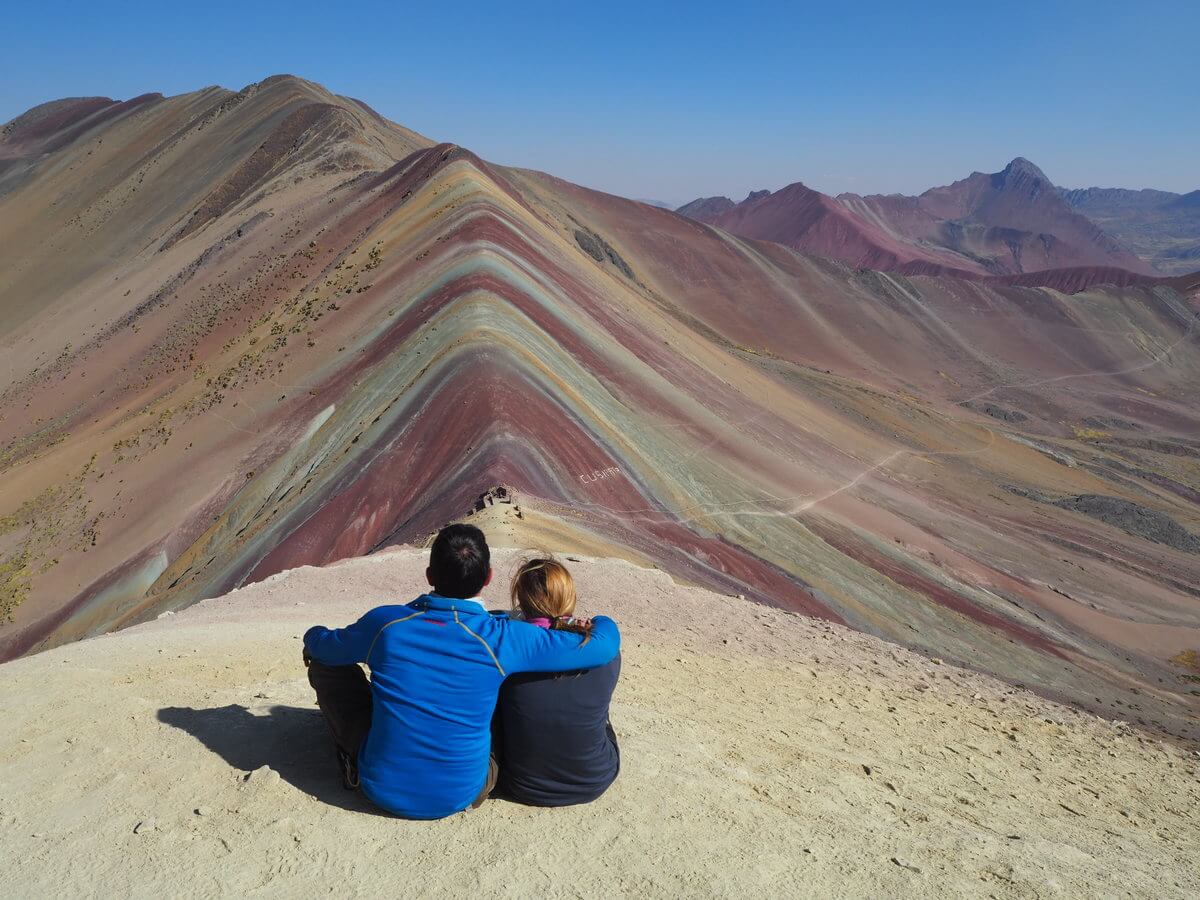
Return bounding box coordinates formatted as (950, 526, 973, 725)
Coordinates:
(1051, 494, 1200, 553)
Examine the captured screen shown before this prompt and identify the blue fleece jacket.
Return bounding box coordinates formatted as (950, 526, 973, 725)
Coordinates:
(303, 594, 620, 819)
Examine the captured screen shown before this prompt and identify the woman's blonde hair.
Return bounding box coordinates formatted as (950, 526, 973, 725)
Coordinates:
(510, 557, 591, 643)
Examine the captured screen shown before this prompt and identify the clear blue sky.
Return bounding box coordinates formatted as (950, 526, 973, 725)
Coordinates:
(3, 0, 1196, 204)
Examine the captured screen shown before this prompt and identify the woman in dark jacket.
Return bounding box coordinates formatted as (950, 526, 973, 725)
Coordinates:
(492, 558, 620, 806)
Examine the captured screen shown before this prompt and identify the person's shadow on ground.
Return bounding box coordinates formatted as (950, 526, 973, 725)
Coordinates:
(157, 704, 389, 816)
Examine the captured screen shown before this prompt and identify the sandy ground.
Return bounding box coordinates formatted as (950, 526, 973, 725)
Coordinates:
(1, 547, 1197, 898)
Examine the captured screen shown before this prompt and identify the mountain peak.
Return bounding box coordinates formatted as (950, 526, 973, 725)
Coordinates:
(997, 156, 1049, 185)
(1004, 156, 1042, 174)
(675, 195, 735, 221)
(989, 157, 1053, 202)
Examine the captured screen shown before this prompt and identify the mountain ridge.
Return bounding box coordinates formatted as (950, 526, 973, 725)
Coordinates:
(5, 547, 1197, 896)
(1058, 184, 1200, 275)
(679, 157, 1160, 281)
(3, 77, 1199, 746)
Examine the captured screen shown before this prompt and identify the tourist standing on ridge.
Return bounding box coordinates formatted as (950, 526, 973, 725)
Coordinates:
(492, 557, 621, 806)
(303, 524, 621, 819)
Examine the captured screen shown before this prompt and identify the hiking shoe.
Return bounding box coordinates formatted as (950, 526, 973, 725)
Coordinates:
(336, 747, 359, 790)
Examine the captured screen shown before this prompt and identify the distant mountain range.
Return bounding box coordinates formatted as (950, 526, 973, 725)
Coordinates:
(678, 159, 1196, 280)
(1057, 186, 1200, 275)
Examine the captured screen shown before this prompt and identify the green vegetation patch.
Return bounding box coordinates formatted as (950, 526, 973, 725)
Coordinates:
(0, 549, 32, 622)
(0, 456, 98, 622)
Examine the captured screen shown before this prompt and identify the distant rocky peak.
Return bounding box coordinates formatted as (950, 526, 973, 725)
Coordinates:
(675, 195, 736, 221)
(1004, 156, 1044, 176)
(744, 189, 771, 204)
(993, 157, 1052, 199)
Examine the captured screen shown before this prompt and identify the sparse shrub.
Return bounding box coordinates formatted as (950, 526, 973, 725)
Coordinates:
(1170, 649, 1200, 675)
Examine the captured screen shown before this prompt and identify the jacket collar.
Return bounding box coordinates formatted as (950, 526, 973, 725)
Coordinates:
(417, 593, 488, 613)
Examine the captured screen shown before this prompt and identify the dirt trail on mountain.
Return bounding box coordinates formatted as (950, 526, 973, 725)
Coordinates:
(1, 547, 1197, 897)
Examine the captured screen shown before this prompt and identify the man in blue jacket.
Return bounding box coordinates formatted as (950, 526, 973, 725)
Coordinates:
(303, 524, 621, 819)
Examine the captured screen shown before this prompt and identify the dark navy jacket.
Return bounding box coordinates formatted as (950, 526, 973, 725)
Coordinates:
(303, 595, 620, 819)
(492, 652, 621, 806)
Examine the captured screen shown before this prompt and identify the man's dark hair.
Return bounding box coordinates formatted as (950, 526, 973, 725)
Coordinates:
(429, 524, 490, 598)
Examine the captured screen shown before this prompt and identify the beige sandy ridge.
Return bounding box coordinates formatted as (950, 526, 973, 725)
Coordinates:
(1, 547, 1197, 898)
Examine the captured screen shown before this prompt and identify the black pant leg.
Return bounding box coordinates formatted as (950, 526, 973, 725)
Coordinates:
(306, 658, 373, 755)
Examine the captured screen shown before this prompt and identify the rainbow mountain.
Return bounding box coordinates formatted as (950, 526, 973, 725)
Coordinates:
(2, 76, 1199, 740)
